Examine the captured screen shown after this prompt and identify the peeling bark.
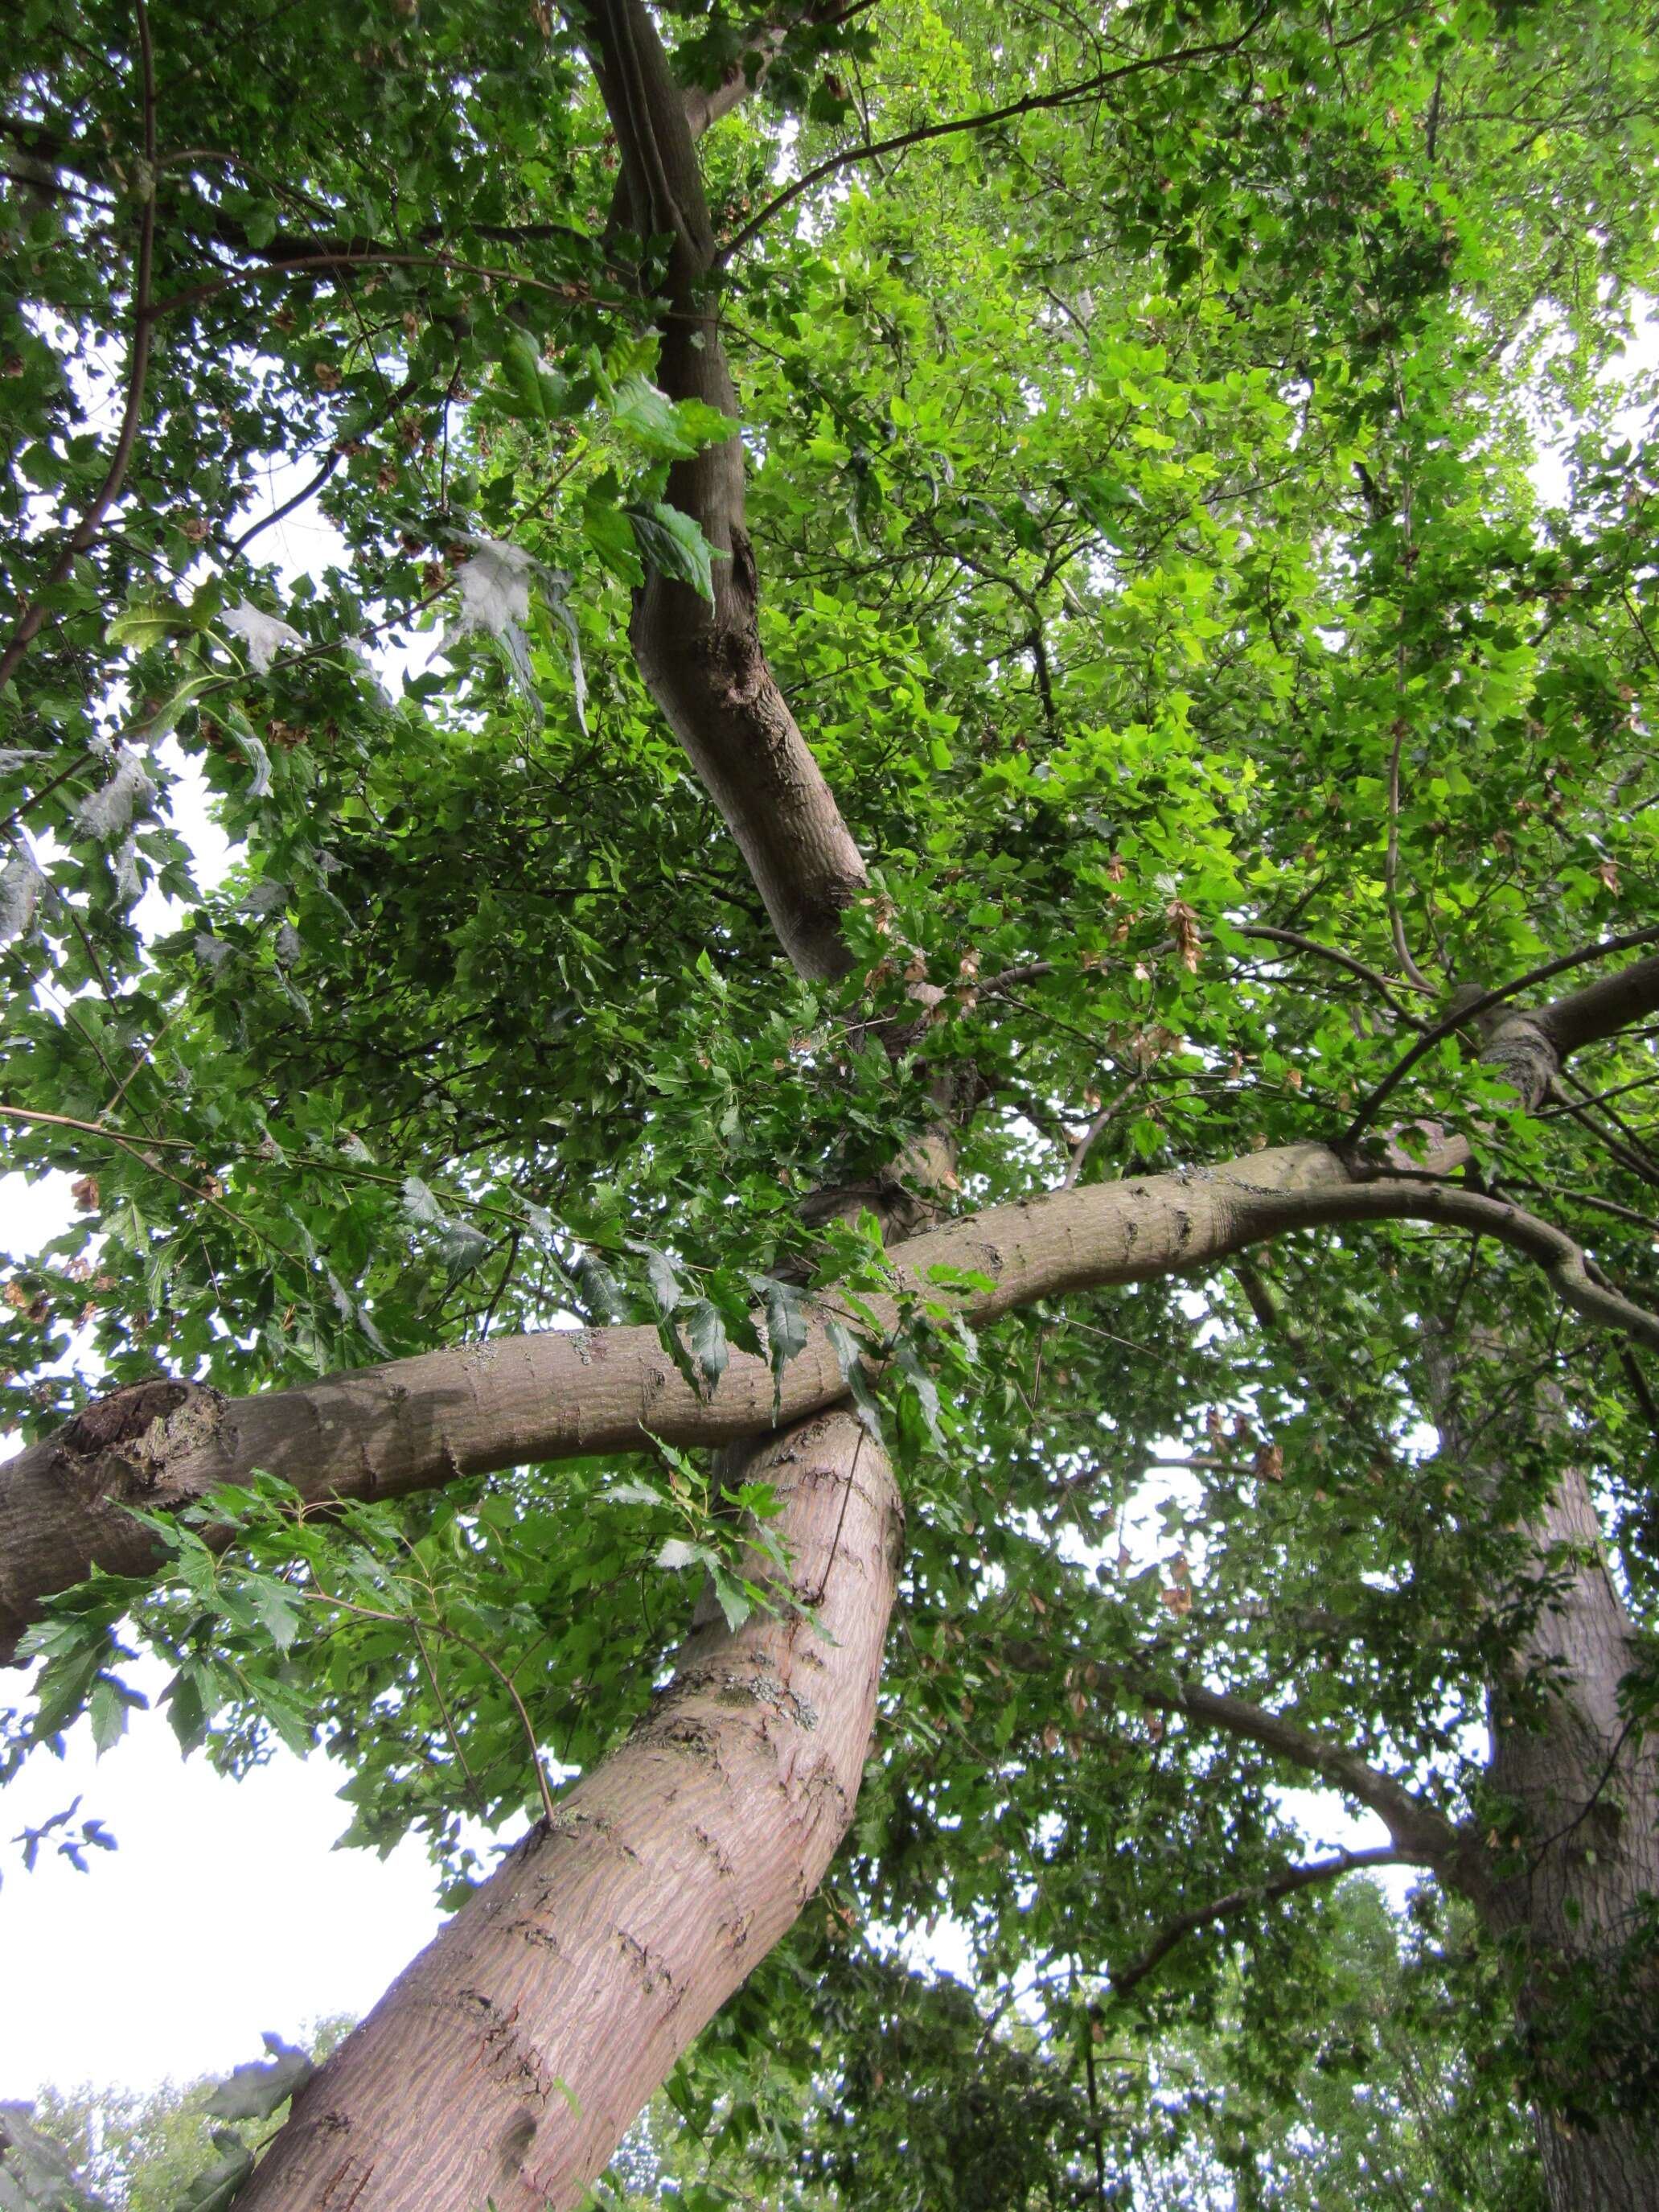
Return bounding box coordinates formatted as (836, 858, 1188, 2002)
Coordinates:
(232, 1409, 900, 2212)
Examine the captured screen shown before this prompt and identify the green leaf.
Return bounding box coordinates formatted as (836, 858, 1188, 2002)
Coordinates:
(108, 597, 188, 652)
(610, 376, 731, 460)
(751, 1273, 810, 1416)
(626, 503, 721, 602)
(636, 1244, 684, 1315)
(581, 482, 645, 586)
(683, 1297, 729, 1397)
(87, 1673, 139, 1756)
(824, 1318, 885, 1442)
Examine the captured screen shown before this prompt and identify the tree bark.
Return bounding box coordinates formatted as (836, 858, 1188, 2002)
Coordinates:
(1428, 1338, 1659, 2211)
(8, 1127, 1659, 1662)
(589, 0, 869, 983)
(232, 1408, 900, 2212)
(1480, 1457, 1659, 2211)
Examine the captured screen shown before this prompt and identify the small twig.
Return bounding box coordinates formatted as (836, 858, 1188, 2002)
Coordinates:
(1385, 714, 1435, 996)
(1238, 925, 1429, 1026)
(1063, 1072, 1149, 1186)
(409, 1618, 484, 1813)
(1107, 1846, 1408, 1999)
(306, 1586, 560, 1829)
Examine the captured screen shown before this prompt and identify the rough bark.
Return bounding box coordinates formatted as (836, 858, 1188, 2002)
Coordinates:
(1427, 1339, 1659, 2211)
(1481, 1460, 1659, 2210)
(589, 0, 868, 981)
(232, 1408, 900, 2212)
(10, 1128, 1657, 1662)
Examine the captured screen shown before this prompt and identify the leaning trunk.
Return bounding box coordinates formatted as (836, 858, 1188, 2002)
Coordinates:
(233, 1410, 900, 2212)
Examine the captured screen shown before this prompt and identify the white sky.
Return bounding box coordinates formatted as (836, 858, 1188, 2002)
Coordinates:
(1, 299, 1653, 2107)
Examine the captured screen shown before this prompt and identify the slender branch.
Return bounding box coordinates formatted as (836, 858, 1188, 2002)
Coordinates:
(718, 9, 1272, 261)
(1107, 1846, 1408, 1998)
(1238, 925, 1429, 1028)
(0, 0, 157, 690)
(409, 1618, 484, 1815)
(1384, 714, 1435, 995)
(1343, 934, 1659, 1145)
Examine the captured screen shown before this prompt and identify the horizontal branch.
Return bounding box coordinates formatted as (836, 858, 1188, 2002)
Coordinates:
(5, 1125, 1657, 1660)
(1107, 1845, 1407, 2000)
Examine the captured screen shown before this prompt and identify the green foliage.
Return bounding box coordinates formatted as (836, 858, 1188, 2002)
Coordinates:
(19, 2026, 349, 2212)
(5, 0, 1659, 2184)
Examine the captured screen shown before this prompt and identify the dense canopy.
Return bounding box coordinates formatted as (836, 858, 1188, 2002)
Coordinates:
(3, 0, 1659, 2206)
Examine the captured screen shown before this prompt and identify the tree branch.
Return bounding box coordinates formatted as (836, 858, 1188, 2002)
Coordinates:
(570, 0, 870, 981)
(1343, 935, 1659, 1144)
(0, 0, 157, 691)
(1107, 1845, 1409, 1999)
(7, 1131, 1659, 1661)
(718, 9, 1273, 261)
(1133, 1680, 1464, 1870)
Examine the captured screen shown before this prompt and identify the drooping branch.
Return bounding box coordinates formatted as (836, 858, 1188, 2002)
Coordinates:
(1106, 1844, 1409, 2000)
(6, 1129, 1658, 1662)
(717, 7, 1275, 261)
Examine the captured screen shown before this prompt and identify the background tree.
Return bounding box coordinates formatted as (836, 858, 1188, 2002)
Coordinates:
(2, 0, 1659, 2207)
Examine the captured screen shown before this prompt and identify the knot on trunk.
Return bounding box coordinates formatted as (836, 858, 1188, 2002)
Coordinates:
(58, 1377, 228, 1501)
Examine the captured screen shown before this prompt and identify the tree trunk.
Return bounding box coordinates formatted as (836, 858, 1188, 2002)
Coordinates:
(1480, 1459, 1659, 2211)
(232, 1409, 900, 2212)
(1428, 1313, 1659, 2212)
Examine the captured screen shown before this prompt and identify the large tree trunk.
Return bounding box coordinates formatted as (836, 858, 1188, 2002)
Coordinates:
(232, 1410, 900, 2212)
(1431, 1326, 1659, 2212)
(1481, 1458, 1659, 2211)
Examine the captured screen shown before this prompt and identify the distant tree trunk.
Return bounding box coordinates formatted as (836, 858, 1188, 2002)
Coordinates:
(232, 1409, 900, 2212)
(1433, 1342, 1659, 2212)
(1480, 1456, 1659, 2212)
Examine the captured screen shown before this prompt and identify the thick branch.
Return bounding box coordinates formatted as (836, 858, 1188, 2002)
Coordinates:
(6, 1133, 1657, 1662)
(578, 0, 869, 981)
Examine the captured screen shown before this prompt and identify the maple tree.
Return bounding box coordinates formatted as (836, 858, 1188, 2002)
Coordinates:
(3, 0, 1659, 2205)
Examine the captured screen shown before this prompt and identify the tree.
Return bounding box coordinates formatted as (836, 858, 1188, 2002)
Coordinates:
(2, 0, 1659, 2205)
(10, 1882, 1538, 2211)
